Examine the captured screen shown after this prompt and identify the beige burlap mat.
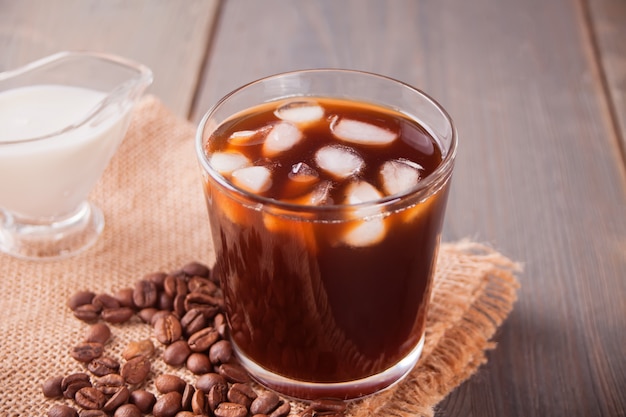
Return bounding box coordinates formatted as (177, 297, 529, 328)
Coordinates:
(0, 96, 520, 417)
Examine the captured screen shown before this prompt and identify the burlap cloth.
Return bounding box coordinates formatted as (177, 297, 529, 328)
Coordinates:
(0, 96, 520, 417)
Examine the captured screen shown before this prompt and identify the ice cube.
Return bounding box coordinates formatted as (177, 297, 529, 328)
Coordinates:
(330, 116, 397, 146)
(341, 218, 386, 247)
(344, 180, 383, 205)
(289, 162, 319, 183)
(274, 100, 324, 124)
(209, 151, 250, 175)
(227, 126, 270, 146)
(380, 159, 423, 196)
(262, 122, 304, 157)
(231, 165, 272, 194)
(314, 145, 364, 179)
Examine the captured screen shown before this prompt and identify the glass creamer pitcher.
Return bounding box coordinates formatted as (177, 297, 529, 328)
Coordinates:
(0, 51, 153, 260)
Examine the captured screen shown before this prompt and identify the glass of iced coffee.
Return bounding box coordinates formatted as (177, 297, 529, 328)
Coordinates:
(196, 69, 456, 401)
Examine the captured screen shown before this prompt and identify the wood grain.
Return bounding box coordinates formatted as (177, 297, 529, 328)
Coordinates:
(0, 0, 219, 117)
(194, 1, 626, 416)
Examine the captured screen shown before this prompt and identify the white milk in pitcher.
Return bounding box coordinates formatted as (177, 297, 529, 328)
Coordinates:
(0, 84, 132, 219)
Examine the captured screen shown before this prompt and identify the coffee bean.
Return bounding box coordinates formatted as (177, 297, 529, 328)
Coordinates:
(137, 307, 158, 323)
(188, 327, 219, 352)
(121, 355, 151, 384)
(102, 307, 135, 324)
(68, 291, 96, 310)
(154, 314, 183, 345)
(164, 274, 188, 298)
(217, 363, 250, 384)
(103, 386, 130, 412)
(207, 383, 228, 411)
(73, 304, 101, 322)
(163, 340, 192, 366)
(268, 401, 291, 417)
(87, 356, 120, 376)
(92, 293, 121, 310)
(42, 375, 64, 398)
(186, 352, 213, 375)
(173, 294, 187, 318)
(155, 374, 187, 394)
(182, 261, 211, 278)
(213, 402, 248, 417)
(61, 373, 91, 399)
(196, 372, 227, 393)
(209, 339, 232, 364)
(133, 279, 158, 308)
(187, 276, 218, 295)
(157, 292, 175, 310)
(84, 323, 111, 345)
(48, 404, 78, 417)
(152, 391, 183, 417)
(122, 339, 155, 360)
(113, 288, 135, 308)
(129, 389, 156, 413)
(71, 342, 104, 363)
(227, 383, 257, 409)
(184, 293, 222, 317)
(75, 386, 106, 410)
(93, 373, 125, 395)
(175, 412, 196, 417)
(191, 388, 207, 414)
(79, 410, 108, 417)
(113, 404, 142, 417)
(214, 313, 228, 338)
(145, 271, 168, 289)
(180, 308, 208, 336)
(250, 391, 280, 415)
(181, 383, 195, 410)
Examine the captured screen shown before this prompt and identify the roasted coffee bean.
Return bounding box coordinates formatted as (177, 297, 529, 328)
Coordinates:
(207, 383, 228, 411)
(94, 373, 125, 395)
(48, 404, 78, 417)
(113, 404, 142, 417)
(68, 291, 96, 310)
(133, 279, 158, 308)
(88, 356, 120, 376)
(73, 304, 101, 322)
(209, 340, 232, 364)
(145, 271, 168, 289)
(250, 391, 280, 415)
(155, 374, 187, 394)
(214, 313, 228, 338)
(154, 314, 183, 344)
(173, 293, 187, 317)
(42, 375, 64, 398)
(129, 389, 156, 413)
(184, 293, 222, 316)
(121, 355, 151, 384)
(227, 383, 257, 409)
(103, 386, 130, 412)
(92, 293, 121, 310)
(164, 274, 188, 298)
(152, 391, 183, 417)
(158, 292, 175, 310)
(75, 386, 106, 410)
(181, 383, 195, 410)
(180, 308, 208, 336)
(190, 388, 207, 414)
(268, 401, 291, 417)
(102, 307, 135, 323)
(217, 363, 250, 384)
(195, 372, 227, 393)
(188, 327, 219, 352)
(137, 307, 158, 323)
(113, 287, 135, 308)
(182, 261, 211, 278)
(84, 323, 111, 345)
(62, 373, 91, 399)
(213, 402, 248, 417)
(150, 309, 172, 327)
(71, 342, 104, 363)
(122, 339, 155, 360)
(79, 410, 108, 417)
(163, 340, 192, 366)
(187, 276, 218, 295)
(310, 399, 347, 413)
(186, 352, 213, 375)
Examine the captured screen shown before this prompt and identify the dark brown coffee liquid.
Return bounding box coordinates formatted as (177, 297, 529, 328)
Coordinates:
(203, 97, 450, 396)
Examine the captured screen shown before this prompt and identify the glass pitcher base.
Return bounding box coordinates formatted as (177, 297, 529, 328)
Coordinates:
(0, 201, 104, 260)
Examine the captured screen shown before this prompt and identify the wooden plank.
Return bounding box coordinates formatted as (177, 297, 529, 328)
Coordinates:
(0, 0, 219, 117)
(587, 0, 626, 164)
(195, 1, 626, 416)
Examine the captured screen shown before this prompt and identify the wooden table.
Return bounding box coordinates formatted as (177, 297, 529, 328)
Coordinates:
(1, 1, 624, 416)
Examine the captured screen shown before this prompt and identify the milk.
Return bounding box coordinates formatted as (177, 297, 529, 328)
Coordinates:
(0, 84, 132, 219)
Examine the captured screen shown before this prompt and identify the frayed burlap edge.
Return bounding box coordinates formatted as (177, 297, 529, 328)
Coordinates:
(344, 240, 521, 417)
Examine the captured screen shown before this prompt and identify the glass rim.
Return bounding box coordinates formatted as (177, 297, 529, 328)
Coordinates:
(0, 50, 153, 146)
(195, 68, 457, 215)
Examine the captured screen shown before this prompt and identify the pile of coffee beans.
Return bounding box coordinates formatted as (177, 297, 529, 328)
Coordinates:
(42, 262, 347, 417)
